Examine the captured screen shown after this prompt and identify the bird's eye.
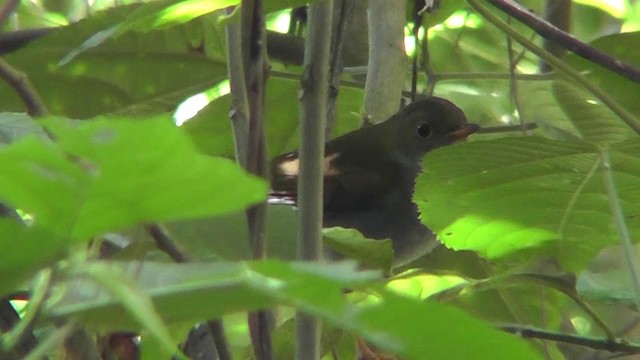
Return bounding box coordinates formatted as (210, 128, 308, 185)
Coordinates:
(416, 122, 431, 138)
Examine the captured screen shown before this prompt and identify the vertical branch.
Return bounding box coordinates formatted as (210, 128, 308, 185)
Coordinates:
(226, 7, 250, 168)
(364, 0, 408, 124)
(601, 151, 640, 312)
(325, 0, 353, 137)
(296, 2, 334, 360)
(240, 1, 272, 360)
(540, 0, 571, 73)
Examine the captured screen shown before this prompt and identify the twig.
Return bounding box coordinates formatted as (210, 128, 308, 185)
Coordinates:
(498, 324, 640, 354)
(296, 2, 333, 360)
(484, 0, 640, 83)
(226, 6, 250, 168)
(325, 0, 352, 137)
(0, 57, 48, 117)
(207, 319, 233, 360)
(539, 0, 571, 72)
(240, 1, 272, 359)
(144, 223, 189, 263)
(601, 151, 640, 313)
(0, 0, 20, 29)
(505, 24, 528, 134)
(431, 273, 616, 340)
(476, 122, 537, 133)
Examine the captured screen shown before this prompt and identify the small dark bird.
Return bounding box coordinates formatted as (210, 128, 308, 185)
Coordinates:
(270, 97, 479, 266)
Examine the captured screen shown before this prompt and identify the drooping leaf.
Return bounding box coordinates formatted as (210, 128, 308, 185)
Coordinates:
(415, 136, 640, 270)
(323, 227, 393, 272)
(46, 260, 540, 360)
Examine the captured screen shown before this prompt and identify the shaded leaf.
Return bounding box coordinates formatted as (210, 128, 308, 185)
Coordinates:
(415, 136, 640, 270)
(553, 79, 636, 146)
(46, 260, 540, 360)
(323, 227, 393, 272)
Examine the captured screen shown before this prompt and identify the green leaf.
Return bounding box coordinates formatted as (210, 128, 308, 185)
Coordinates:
(553, 79, 636, 146)
(115, 0, 239, 35)
(46, 260, 540, 360)
(323, 227, 393, 272)
(42, 116, 267, 239)
(81, 262, 185, 359)
(564, 32, 640, 119)
(2, 5, 227, 118)
(0, 220, 67, 296)
(415, 136, 640, 270)
(0, 136, 89, 235)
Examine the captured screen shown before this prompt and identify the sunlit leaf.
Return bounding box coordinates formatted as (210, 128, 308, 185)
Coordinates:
(415, 136, 640, 270)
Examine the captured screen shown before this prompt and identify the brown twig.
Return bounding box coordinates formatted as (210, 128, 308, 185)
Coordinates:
(0, 57, 48, 117)
(498, 324, 640, 354)
(325, 0, 352, 137)
(485, 0, 640, 83)
(144, 223, 189, 263)
(240, 1, 272, 359)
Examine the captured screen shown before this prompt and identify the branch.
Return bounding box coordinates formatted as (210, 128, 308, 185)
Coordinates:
(485, 0, 640, 83)
(144, 223, 189, 263)
(296, 2, 334, 360)
(498, 324, 640, 354)
(0, 0, 20, 29)
(240, 1, 272, 359)
(0, 57, 48, 117)
(325, 0, 352, 137)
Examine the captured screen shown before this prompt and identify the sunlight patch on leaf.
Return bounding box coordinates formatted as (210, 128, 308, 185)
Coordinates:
(415, 136, 640, 270)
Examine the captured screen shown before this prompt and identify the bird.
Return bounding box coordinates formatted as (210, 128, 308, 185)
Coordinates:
(270, 97, 479, 266)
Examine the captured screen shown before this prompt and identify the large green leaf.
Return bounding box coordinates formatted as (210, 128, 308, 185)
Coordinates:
(1, 5, 227, 118)
(47, 116, 267, 239)
(46, 260, 540, 360)
(0, 116, 266, 240)
(553, 79, 636, 146)
(415, 136, 640, 270)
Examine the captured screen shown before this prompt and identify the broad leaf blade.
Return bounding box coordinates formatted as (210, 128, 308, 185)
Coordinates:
(42, 116, 267, 239)
(415, 137, 640, 270)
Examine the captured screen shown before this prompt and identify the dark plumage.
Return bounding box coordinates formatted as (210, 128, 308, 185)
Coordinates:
(270, 97, 479, 266)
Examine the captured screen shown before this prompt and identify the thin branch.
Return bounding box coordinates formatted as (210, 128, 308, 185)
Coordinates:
(207, 319, 233, 360)
(431, 273, 616, 341)
(0, 57, 48, 117)
(485, 0, 640, 83)
(539, 0, 571, 72)
(498, 324, 640, 354)
(0, 0, 20, 29)
(240, 1, 272, 359)
(296, 2, 333, 360)
(505, 25, 528, 134)
(325, 0, 352, 137)
(144, 223, 189, 263)
(226, 7, 250, 168)
(601, 151, 640, 313)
